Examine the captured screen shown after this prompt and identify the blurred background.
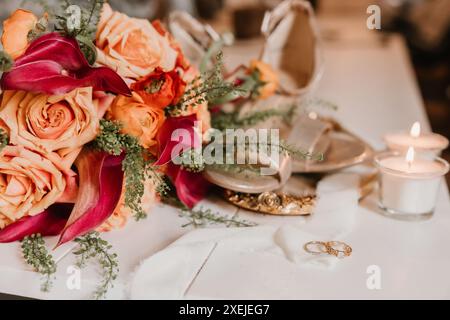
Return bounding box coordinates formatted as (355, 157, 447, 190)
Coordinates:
(0, 0, 449, 181)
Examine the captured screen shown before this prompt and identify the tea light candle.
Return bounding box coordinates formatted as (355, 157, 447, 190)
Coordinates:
(375, 148, 449, 219)
(384, 122, 449, 155)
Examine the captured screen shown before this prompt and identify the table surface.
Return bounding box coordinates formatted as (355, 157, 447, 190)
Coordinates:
(1, 18, 449, 300)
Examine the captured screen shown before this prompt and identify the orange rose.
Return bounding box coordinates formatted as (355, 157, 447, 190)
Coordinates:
(98, 177, 157, 232)
(0, 146, 66, 229)
(107, 93, 165, 149)
(1, 9, 38, 59)
(249, 59, 279, 99)
(95, 4, 178, 81)
(0, 87, 109, 171)
(131, 68, 186, 109)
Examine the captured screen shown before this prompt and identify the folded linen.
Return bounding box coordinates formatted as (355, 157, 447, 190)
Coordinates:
(129, 172, 360, 299)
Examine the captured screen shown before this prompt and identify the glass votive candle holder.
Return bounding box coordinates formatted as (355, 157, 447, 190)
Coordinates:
(374, 151, 449, 220)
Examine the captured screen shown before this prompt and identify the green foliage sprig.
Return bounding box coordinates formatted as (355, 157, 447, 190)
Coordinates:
(203, 134, 321, 166)
(166, 52, 246, 117)
(74, 232, 118, 300)
(0, 51, 13, 72)
(54, 0, 105, 64)
(92, 120, 169, 221)
(301, 97, 339, 112)
(179, 208, 257, 228)
(55, 0, 104, 39)
(159, 179, 257, 228)
(21, 0, 105, 64)
(201, 136, 322, 179)
(27, 15, 49, 42)
(159, 176, 187, 209)
(235, 139, 322, 161)
(91, 119, 124, 155)
(278, 140, 324, 161)
(211, 105, 296, 131)
(175, 148, 206, 173)
(21, 234, 57, 292)
(0, 129, 9, 152)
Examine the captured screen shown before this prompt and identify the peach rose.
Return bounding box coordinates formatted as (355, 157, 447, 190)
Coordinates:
(107, 93, 165, 149)
(1, 9, 38, 59)
(249, 59, 279, 100)
(0, 146, 66, 229)
(0, 87, 110, 171)
(98, 177, 157, 232)
(0, 215, 9, 230)
(95, 4, 178, 81)
(152, 20, 190, 71)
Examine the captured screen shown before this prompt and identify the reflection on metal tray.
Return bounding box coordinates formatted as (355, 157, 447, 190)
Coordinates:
(292, 131, 374, 173)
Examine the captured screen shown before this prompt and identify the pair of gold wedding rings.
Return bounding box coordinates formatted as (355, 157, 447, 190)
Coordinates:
(304, 241, 352, 259)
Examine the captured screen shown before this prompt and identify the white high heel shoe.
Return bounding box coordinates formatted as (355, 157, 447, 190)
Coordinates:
(260, 0, 324, 97)
(168, 11, 222, 68)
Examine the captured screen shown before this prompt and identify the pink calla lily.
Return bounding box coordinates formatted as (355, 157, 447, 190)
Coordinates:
(156, 115, 210, 208)
(56, 150, 124, 246)
(155, 114, 201, 166)
(0, 204, 73, 243)
(167, 163, 210, 208)
(1, 32, 131, 96)
(0, 150, 125, 244)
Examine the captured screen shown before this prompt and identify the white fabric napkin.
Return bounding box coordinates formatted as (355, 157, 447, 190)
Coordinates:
(129, 173, 360, 300)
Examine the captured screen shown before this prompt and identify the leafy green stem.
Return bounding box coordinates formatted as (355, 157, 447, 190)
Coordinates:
(74, 232, 119, 300)
(179, 207, 257, 228)
(0, 51, 13, 72)
(92, 119, 169, 221)
(211, 106, 296, 131)
(0, 129, 8, 152)
(21, 234, 57, 292)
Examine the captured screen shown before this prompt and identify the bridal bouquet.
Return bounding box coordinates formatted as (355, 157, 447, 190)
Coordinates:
(0, 0, 294, 298)
(0, 1, 221, 242)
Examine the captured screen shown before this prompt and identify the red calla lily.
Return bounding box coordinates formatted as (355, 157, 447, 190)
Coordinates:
(0, 150, 125, 244)
(156, 115, 210, 208)
(1, 32, 131, 96)
(167, 163, 210, 208)
(0, 204, 73, 243)
(155, 114, 201, 166)
(57, 150, 124, 246)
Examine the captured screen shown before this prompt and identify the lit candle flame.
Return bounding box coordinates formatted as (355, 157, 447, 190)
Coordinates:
(410, 122, 421, 138)
(406, 147, 415, 168)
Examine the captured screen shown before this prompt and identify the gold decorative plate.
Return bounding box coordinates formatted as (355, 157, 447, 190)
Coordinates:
(224, 189, 316, 216)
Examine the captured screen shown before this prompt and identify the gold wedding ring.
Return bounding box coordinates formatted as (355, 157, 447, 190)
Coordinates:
(303, 241, 329, 255)
(303, 241, 352, 259)
(325, 241, 352, 259)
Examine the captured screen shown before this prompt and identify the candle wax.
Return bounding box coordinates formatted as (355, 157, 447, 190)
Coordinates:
(385, 132, 449, 151)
